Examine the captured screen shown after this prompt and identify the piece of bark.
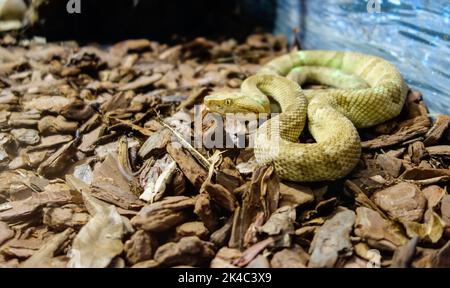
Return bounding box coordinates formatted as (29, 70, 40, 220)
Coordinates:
(376, 154, 403, 178)
(175, 221, 209, 241)
(426, 145, 450, 156)
(230, 164, 279, 249)
(422, 185, 445, 209)
(210, 217, 233, 247)
(11, 128, 40, 145)
(108, 257, 126, 268)
(294, 226, 317, 241)
(20, 228, 74, 268)
(43, 205, 90, 232)
(344, 180, 387, 218)
(194, 193, 219, 232)
(441, 195, 450, 226)
(60, 100, 95, 121)
(412, 248, 436, 268)
(227, 207, 241, 249)
(315, 197, 338, 215)
(386, 148, 405, 158)
(131, 196, 195, 232)
(119, 74, 163, 91)
(154, 236, 215, 267)
(373, 118, 398, 135)
(0, 221, 13, 245)
(8, 110, 40, 128)
(270, 246, 309, 268)
(9, 150, 49, 170)
(215, 168, 243, 193)
(131, 259, 160, 268)
(78, 125, 105, 153)
(167, 143, 207, 189)
(124, 230, 155, 265)
(354, 207, 409, 251)
(362, 116, 430, 149)
(93, 144, 141, 198)
(138, 129, 172, 158)
(100, 91, 134, 112)
(391, 236, 419, 268)
(0, 169, 49, 200)
(423, 115, 450, 146)
(279, 182, 314, 207)
(258, 206, 295, 248)
(400, 167, 450, 180)
(203, 182, 238, 212)
(0, 182, 76, 225)
(431, 240, 450, 268)
(372, 182, 427, 222)
(1, 246, 37, 259)
(407, 141, 427, 165)
(169, 169, 186, 196)
(342, 256, 372, 268)
(30, 134, 73, 151)
(37, 139, 78, 178)
(0, 133, 16, 162)
(40, 115, 78, 135)
(210, 247, 241, 268)
(308, 209, 355, 268)
(23, 96, 72, 114)
(111, 39, 154, 56)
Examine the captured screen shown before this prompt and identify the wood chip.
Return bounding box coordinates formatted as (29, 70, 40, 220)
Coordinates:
(130, 196, 195, 232)
(362, 116, 430, 149)
(376, 153, 403, 177)
(372, 182, 427, 222)
(154, 236, 215, 267)
(118, 74, 163, 91)
(426, 145, 450, 156)
(308, 208, 355, 268)
(423, 115, 450, 146)
(167, 143, 207, 189)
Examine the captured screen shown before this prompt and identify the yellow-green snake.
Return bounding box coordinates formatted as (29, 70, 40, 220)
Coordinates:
(204, 50, 408, 182)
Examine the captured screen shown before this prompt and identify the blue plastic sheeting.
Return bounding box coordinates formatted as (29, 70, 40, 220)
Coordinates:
(270, 0, 449, 115)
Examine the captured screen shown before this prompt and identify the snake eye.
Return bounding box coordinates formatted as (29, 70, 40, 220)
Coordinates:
(225, 99, 232, 106)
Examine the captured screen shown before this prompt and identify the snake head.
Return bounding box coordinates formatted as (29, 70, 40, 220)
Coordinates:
(204, 91, 270, 114)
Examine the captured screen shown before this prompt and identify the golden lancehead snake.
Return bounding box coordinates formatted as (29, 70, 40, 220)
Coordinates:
(204, 50, 408, 182)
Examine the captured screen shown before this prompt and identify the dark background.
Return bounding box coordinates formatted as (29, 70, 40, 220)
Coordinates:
(28, 0, 276, 43)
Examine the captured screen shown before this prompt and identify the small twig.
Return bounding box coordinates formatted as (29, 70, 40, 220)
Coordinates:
(198, 150, 224, 194)
(155, 113, 211, 169)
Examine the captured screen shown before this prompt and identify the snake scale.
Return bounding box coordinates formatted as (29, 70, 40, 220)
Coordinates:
(204, 50, 408, 182)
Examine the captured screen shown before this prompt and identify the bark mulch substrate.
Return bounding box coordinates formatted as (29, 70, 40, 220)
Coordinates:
(0, 33, 449, 268)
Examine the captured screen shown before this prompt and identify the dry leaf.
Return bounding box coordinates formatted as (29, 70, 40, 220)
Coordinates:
(401, 209, 445, 243)
(67, 192, 125, 268)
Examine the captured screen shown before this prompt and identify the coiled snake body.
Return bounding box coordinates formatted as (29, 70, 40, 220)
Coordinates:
(204, 50, 408, 182)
